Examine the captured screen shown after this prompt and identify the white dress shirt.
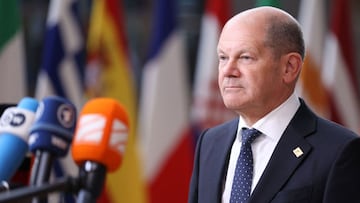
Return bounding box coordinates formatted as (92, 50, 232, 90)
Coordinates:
(222, 94, 300, 203)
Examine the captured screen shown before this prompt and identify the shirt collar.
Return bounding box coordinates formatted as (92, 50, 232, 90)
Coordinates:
(237, 93, 300, 140)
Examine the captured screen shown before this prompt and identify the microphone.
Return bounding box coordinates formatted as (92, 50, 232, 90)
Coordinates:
(0, 97, 39, 181)
(28, 96, 77, 195)
(71, 98, 129, 203)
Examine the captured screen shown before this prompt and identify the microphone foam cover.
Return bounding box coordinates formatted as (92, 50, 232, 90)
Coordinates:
(72, 98, 129, 172)
(0, 97, 38, 180)
(29, 96, 77, 157)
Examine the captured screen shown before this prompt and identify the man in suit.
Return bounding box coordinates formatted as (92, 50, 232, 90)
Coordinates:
(188, 6, 360, 203)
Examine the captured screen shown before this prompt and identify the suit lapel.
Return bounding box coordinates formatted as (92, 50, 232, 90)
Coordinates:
(249, 100, 317, 203)
(205, 119, 238, 202)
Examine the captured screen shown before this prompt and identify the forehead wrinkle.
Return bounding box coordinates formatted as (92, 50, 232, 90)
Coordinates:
(218, 34, 264, 56)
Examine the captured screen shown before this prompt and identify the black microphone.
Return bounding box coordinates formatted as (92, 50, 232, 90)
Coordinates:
(28, 96, 77, 203)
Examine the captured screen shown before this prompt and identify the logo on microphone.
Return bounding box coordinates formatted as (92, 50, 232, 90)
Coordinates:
(74, 115, 128, 153)
(0, 110, 25, 127)
(57, 104, 76, 128)
(75, 114, 105, 143)
(110, 119, 128, 154)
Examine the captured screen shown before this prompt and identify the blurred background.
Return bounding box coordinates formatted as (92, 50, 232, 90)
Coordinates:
(1, 0, 359, 202)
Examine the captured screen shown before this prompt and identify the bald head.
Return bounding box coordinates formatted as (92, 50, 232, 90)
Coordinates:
(222, 6, 305, 60)
(229, 6, 296, 22)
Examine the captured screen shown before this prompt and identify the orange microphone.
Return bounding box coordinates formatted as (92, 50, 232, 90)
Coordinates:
(71, 98, 129, 203)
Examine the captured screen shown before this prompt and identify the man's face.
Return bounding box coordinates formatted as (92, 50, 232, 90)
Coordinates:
(217, 19, 285, 116)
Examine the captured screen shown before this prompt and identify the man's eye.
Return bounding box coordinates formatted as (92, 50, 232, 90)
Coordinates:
(218, 55, 227, 61)
(240, 55, 252, 60)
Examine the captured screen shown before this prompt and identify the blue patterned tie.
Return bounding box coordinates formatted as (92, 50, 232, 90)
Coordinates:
(230, 128, 261, 203)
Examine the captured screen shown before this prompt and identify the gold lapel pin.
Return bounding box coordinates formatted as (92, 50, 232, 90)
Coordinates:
(293, 147, 303, 158)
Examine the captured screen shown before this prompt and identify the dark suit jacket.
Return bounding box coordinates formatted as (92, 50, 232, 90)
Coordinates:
(188, 99, 360, 203)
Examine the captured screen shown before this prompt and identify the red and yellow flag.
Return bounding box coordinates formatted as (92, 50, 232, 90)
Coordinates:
(85, 0, 147, 202)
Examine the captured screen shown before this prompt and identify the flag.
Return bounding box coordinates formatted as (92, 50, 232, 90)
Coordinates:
(297, 0, 330, 117)
(191, 0, 235, 133)
(85, 0, 147, 202)
(322, 0, 360, 133)
(0, 1, 26, 103)
(255, 0, 280, 7)
(36, 0, 85, 109)
(35, 0, 85, 201)
(137, 0, 193, 202)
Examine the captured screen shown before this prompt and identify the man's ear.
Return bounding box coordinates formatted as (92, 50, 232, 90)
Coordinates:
(282, 52, 302, 83)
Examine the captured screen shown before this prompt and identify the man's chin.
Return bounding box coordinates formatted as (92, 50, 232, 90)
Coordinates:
(223, 99, 247, 110)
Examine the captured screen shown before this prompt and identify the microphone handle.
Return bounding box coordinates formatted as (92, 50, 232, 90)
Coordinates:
(35, 151, 53, 185)
(30, 151, 54, 203)
(76, 161, 107, 203)
(30, 151, 53, 185)
(77, 189, 96, 203)
(29, 151, 40, 186)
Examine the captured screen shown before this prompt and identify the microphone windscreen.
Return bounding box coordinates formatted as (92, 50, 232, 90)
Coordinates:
(0, 97, 39, 180)
(29, 96, 77, 157)
(72, 98, 129, 172)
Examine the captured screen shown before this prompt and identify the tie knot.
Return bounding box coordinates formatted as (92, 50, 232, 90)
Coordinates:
(241, 128, 261, 144)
